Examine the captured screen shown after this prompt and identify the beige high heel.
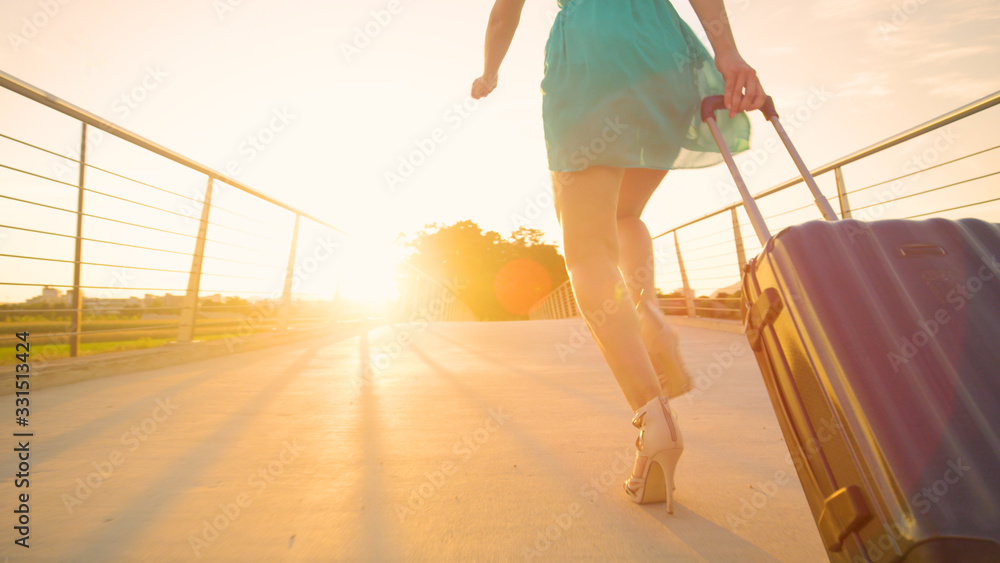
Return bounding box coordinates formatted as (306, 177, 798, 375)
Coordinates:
(624, 395, 684, 513)
(637, 298, 692, 399)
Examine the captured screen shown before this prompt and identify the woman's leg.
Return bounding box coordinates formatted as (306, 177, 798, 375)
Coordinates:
(617, 168, 668, 304)
(552, 166, 660, 411)
(616, 168, 690, 399)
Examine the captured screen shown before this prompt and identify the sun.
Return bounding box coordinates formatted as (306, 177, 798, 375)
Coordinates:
(336, 235, 403, 312)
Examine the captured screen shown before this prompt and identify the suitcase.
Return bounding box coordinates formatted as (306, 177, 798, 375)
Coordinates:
(701, 95, 1000, 562)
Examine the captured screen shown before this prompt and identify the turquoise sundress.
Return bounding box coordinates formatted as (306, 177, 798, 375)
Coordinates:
(542, 0, 751, 171)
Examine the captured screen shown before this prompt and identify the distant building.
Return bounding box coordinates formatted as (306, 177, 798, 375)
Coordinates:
(83, 296, 142, 311)
(143, 293, 184, 308)
(24, 286, 71, 306)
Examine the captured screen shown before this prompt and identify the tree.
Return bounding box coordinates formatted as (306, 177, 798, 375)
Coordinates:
(398, 221, 569, 320)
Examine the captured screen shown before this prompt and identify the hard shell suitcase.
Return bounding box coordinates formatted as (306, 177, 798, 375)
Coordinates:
(701, 95, 1000, 562)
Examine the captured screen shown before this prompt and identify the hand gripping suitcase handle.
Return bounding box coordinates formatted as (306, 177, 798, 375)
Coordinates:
(700, 95, 840, 246)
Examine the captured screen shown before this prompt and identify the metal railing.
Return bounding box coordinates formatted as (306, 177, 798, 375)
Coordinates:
(0, 70, 360, 360)
(527, 279, 578, 320)
(529, 90, 1000, 321)
(394, 264, 477, 322)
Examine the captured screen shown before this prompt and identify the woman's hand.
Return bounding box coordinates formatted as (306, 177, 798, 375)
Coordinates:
(714, 50, 766, 118)
(475, 0, 524, 100)
(471, 73, 498, 99)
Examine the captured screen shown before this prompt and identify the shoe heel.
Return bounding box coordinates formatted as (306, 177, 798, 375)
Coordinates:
(651, 448, 682, 514)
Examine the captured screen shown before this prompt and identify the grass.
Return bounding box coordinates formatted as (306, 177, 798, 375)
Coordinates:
(0, 318, 278, 365)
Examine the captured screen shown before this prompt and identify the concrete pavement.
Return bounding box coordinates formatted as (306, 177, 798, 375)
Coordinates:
(1, 319, 826, 562)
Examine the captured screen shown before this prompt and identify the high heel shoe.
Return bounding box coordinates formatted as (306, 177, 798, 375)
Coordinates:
(624, 395, 684, 513)
(636, 298, 692, 399)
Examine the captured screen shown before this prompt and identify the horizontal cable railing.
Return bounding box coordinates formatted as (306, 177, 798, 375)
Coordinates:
(0, 70, 358, 362)
(527, 280, 579, 320)
(394, 264, 477, 322)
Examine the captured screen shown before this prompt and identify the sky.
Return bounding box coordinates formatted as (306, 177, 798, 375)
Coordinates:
(1, 0, 999, 303)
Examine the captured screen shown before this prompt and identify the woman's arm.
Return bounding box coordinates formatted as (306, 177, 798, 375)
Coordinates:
(471, 0, 527, 99)
(688, 0, 766, 117)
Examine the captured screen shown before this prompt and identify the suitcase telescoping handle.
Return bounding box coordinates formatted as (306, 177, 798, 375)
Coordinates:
(701, 95, 840, 246)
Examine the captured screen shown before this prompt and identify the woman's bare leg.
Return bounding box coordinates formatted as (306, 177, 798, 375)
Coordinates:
(552, 166, 660, 411)
(616, 168, 689, 399)
(617, 168, 668, 304)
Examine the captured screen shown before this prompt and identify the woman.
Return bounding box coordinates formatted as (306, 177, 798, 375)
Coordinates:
(472, 0, 766, 513)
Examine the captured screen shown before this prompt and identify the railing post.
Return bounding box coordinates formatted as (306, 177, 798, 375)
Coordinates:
(435, 283, 442, 320)
(732, 207, 750, 322)
(732, 207, 747, 273)
(178, 176, 213, 343)
(417, 275, 426, 320)
(406, 273, 415, 321)
(68, 123, 87, 357)
(674, 231, 696, 318)
(429, 284, 438, 321)
(835, 166, 852, 219)
(278, 213, 300, 331)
